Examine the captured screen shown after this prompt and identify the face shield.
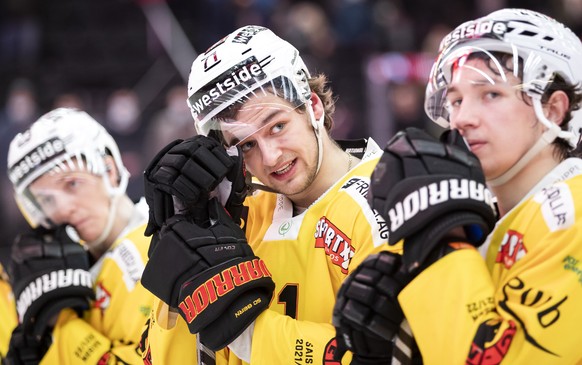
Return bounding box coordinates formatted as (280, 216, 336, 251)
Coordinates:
(425, 42, 535, 127)
(12, 153, 110, 229)
(189, 55, 311, 146)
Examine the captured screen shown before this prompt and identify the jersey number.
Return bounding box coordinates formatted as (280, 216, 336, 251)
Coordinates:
(278, 284, 298, 319)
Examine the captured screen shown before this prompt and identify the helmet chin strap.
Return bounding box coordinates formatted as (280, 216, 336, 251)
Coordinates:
(84, 162, 129, 250)
(487, 98, 565, 187)
(306, 99, 326, 175)
(86, 193, 121, 249)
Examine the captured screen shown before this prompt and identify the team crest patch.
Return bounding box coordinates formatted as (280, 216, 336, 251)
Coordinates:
(314, 217, 354, 274)
(322, 337, 341, 365)
(496, 230, 527, 269)
(467, 320, 516, 365)
(94, 282, 111, 311)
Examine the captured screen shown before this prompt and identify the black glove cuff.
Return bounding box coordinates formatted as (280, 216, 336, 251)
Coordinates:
(403, 211, 489, 273)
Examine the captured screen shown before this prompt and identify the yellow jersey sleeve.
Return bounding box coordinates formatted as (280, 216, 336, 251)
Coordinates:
(0, 264, 17, 361)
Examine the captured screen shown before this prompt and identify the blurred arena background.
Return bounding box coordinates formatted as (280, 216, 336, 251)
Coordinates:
(1, 0, 581, 264)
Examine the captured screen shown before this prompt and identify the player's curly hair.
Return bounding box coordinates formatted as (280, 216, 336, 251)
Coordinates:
(308, 73, 337, 132)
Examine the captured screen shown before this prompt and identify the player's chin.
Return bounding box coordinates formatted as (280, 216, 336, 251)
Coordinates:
(278, 179, 311, 198)
(76, 226, 100, 244)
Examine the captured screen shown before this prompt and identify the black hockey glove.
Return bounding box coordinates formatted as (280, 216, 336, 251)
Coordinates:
(332, 251, 409, 364)
(369, 127, 497, 273)
(5, 324, 51, 365)
(7, 225, 94, 362)
(143, 135, 249, 236)
(141, 198, 274, 351)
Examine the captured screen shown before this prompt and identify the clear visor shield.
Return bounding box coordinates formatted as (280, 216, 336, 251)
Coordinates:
(14, 155, 108, 228)
(425, 43, 540, 127)
(189, 57, 309, 144)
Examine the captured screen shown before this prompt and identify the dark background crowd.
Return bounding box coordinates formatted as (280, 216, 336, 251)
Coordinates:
(1, 0, 581, 264)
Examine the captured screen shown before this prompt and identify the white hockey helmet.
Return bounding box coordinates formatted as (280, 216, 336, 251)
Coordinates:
(425, 8, 582, 149)
(187, 25, 315, 144)
(7, 108, 129, 228)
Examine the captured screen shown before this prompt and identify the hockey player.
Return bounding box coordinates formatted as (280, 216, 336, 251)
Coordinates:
(5, 108, 155, 364)
(139, 25, 394, 364)
(333, 8, 582, 364)
(0, 263, 17, 362)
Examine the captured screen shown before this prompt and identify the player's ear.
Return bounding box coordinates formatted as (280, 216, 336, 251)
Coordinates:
(103, 156, 119, 187)
(544, 90, 569, 126)
(309, 92, 324, 122)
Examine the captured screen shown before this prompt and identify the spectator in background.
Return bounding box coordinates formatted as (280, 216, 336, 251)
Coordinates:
(142, 84, 193, 163)
(0, 78, 39, 266)
(105, 88, 146, 200)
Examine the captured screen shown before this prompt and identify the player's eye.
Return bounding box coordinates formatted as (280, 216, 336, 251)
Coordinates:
(36, 195, 55, 209)
(484, 91, 500, 100)
(239, 140, 256, 153)
(271, 122, 286, 134)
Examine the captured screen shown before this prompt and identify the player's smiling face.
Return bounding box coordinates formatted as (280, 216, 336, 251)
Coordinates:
(225, 93, 319, 197)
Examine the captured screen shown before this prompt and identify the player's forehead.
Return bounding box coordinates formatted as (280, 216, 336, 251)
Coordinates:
(28, 169, 95, 193)
(447, 54, 520, 91)
(221, 93, 300, 144)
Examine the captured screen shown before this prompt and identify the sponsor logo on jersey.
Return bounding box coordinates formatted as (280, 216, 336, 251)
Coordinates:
(498, 276, 564, 354)
(466, 296, 495, 321)
(314, 217, 354, 274)
(189, 56, 267, 119)
(340, 177, 369, 197)
(76, 332, 109, 362)
(178, 258, 271, 324)
(440, 20, 507, 50)
(9, 137, 66, 187)
(110, 240, 145, 291)
(496, 229, 527, 269)
(388, 178, 494, 232)
(373, 209, 389, 240)
(279, 221, 292, 235)
(563, 255, 582, 286)
(16, 268, 92, 321)
(232, 25, 265, 44)
(536, 183, 575, 231)
(467, 320, 516, 364)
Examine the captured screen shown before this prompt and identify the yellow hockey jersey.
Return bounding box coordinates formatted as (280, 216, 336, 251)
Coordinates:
(41, 198, 154, 364)
(399, 158, 582, 364)
(0, 263, 17, 361)
(143, 138, 396, 364)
